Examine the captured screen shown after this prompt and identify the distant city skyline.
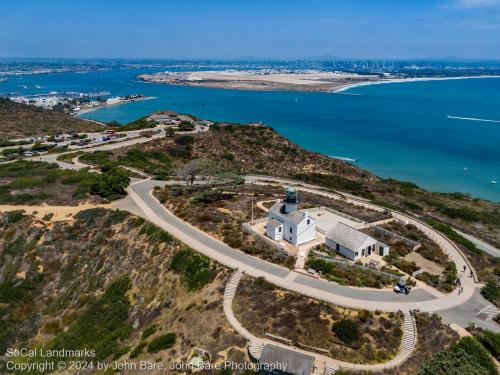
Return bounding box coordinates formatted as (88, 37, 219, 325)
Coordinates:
(1, 0, 500, 60)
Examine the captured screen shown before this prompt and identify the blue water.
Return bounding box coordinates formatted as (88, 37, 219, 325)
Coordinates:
(1, 70, 499, 201)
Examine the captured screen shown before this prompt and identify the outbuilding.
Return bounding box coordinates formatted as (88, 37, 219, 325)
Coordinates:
(259, 344, 315, 375)
(325, 222, 390, 260)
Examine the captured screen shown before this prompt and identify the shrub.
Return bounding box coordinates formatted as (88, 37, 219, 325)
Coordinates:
(170, 248, 212, 290)
(178, 121, 195, 131)
(418, 336, 496, 375)
(332, 319, 359, 345)
(254, 276, 276, 291)
(167, 146, 191, 158)
(481, 280, 500, 306)
(75, 208, 108, 225)
(6, 210, 24, 223)
(139, 222, 174, 244)
(475, 330, 500, 359)
(50, 276, 132, 361)
(130, 342, 147, 359)
(90, 167, 130, 199)
(174, 134, 193, 146)
(147, 332, 176, 353)
(454, 336, 497, 374)
(141, 325, 157, 340)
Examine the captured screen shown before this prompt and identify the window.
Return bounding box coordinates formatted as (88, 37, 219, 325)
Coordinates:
(336, 244, 339, 251)
(278, 227, 282, 233)
(307, 219, 310, 225)
(289, 227, 292, 233)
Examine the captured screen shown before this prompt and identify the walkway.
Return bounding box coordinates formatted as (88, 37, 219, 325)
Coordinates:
(223, 269, 417, 374)
(125, 179, 484, 314)
(8, 149, 496, 331)
(453, 228, 500, 258)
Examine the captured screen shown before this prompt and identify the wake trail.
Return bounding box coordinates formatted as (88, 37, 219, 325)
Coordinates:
(447, 115, 500, 123)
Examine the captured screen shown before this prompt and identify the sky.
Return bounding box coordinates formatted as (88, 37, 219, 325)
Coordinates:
(1, 0, 500, 60)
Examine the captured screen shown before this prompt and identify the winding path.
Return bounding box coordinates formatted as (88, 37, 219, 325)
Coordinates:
(223, 269, 417, 373)
(22, 150, 497, 331)
(3, 140, 499, 372)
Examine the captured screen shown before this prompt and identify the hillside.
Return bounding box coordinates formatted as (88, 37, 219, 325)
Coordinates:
(0, 99, 104, 139)
(0, 209, 246, 371)
(81, 121, 498, 281)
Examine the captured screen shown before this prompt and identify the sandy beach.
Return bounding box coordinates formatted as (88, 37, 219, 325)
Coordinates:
(74, 96, 156, 115)
(333, 75, 500, 93)
(138, 70, 382, 92)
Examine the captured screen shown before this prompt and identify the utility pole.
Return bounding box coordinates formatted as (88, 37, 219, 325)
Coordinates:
(251, 193, 254, 226)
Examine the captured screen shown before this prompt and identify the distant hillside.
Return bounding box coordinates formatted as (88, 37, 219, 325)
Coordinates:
(0, 99, 104, 139)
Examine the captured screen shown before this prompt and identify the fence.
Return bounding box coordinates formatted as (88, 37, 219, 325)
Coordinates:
(307, 206, 365, 224)
(314, 255, 402, 281)
(369, 225, 421, 250)
(242, 221, 290, 256)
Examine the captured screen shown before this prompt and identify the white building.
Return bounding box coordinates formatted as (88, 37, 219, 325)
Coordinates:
(325, 222, 390, 261)
(266, 187, 316, 246)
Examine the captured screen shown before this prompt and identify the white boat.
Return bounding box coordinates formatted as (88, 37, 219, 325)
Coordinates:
(491, 180, 497, 184)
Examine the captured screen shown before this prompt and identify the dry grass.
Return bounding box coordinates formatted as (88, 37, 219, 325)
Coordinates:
(0, 99, 104, 139)
(156, 184, 296, 267)
(0, 209, 246, 368)
(233, 276, 404, 364)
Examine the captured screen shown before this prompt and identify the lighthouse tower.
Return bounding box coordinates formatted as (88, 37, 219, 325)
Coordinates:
(284, 186, 299, 213)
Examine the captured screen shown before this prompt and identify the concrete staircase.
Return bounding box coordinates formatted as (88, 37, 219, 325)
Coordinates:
(224, 269, 243, 301)
(248, 342, 263, 360)
(402, 312, 417, 351)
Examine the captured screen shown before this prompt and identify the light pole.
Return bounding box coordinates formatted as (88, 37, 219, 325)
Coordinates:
(251, 193, 254, 226)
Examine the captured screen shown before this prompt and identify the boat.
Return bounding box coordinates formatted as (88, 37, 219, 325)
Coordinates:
(491, 180, 497, 184)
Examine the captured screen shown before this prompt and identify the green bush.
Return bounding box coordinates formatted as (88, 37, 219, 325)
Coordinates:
(454, 337, 497, 374)
(130, 342, 147, 359)
(50, 276, 132, 360)
(141, 325, 157, 340)
(139, 222, 174, 244)
(332, 319, 359, 345)
(174, 134, 194, 145)
(6, 210, 24, 223)
(178, 121, 195, 131)
(170, 248, 212, 290)
(74, 208, 108, 225)
(475, 330, 500, 359)
(440, 207, 481, 222)
(90, 167, 130, 199)
(418, 336, 497, 375)
(147, 332, 176, 353)
(429, 221, 481, 255)
(481, 280, 500, 306)
(254, 276, 276, 291)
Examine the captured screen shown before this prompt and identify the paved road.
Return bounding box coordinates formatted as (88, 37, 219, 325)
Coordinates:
(453, 228, 500, 258)
(124, 178, 499, 329)
(13, 149, 498, 330)
(439, 289, 500, 332)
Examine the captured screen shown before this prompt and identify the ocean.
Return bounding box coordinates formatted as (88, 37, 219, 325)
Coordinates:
(1, 68, 499, 201)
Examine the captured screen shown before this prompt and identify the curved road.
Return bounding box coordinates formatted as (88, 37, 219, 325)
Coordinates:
(125, 179, 497, 319)
(23, 143, 500, 332)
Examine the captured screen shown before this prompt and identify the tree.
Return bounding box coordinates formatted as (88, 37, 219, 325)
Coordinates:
(176, 158, 218, 185)
(91, 167, 130, 198)
(332, 319, 359, 345)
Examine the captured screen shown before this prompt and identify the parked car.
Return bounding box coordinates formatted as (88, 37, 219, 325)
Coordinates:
(394, 282, 411, 294)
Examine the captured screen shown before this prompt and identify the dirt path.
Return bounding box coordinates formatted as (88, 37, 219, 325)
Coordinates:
(0, 202, 114, 221)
